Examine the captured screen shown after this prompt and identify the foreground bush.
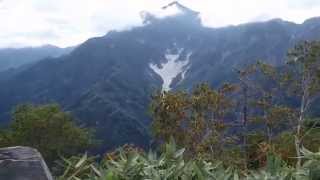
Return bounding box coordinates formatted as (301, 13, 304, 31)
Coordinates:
(0, 104, 94, 166)
(57, 140, 320, 180)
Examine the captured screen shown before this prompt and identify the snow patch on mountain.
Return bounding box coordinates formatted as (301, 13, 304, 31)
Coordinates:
(181, 52, 192, 80)
(150, 49, 190, 91)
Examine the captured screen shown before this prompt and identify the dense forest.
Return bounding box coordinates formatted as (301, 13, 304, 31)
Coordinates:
(1, 40, 319, 179)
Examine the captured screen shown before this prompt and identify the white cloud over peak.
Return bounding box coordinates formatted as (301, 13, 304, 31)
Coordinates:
(0, 0, 320, 48)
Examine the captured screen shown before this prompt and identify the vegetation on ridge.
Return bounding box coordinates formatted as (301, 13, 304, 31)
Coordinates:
(0, 104, 94, 166)
(57, 140, 320, 180)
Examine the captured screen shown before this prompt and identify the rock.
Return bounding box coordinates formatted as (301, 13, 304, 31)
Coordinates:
(0, 146, 53, 180)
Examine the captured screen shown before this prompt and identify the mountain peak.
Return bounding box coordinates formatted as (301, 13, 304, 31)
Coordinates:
(140, 2, 201, 27)
(302, 17, 320, 25)
(162, 1, 199, 16)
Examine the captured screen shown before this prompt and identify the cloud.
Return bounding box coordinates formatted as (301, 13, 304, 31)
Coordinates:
(288, 0, 320, 9)
(250, 14, 274, 23)
(0, 0, 320, 48)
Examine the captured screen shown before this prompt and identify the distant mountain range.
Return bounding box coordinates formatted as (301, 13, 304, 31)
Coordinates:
(1, 8, 320, 151)
(0, 45, 74, 72)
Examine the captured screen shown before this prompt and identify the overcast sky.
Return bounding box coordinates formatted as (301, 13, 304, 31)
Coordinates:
(1, 0, 320, 48)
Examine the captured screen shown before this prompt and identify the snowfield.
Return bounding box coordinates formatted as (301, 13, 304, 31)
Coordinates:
(150, 48, 191, 91)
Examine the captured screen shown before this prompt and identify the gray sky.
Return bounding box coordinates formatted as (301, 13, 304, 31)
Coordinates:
(1, 0, 320, 48)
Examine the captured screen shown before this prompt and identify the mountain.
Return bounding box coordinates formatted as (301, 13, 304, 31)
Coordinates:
(1, 7, 320, 151)
(0, 45, 74, 72)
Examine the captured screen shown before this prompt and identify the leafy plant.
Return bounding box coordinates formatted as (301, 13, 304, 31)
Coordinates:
(58, 143, 320, 180)
(56, 153, 101, 180)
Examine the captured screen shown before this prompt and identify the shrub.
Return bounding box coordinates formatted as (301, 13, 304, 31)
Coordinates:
(0, 104, 94, 166)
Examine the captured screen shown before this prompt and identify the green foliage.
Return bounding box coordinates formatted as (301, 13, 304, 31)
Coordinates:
(301, 147, 320, 179)
(0, 104, 94, 166)
(150, 83, 238, 162)
(59, 140, 239, 180)
(247, 148, 320, 180)
(56, 153, 101, 180)
(58, 141, 320, 180)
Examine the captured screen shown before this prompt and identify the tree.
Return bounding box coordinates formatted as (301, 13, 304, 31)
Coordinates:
(284, 41, 320, 167)
(247, 41, 320, 167)
(150, 83, 238, 163)
(234, 63, 279, 168)
(236, 64, 257, 169)
(0, 104, 94, 166)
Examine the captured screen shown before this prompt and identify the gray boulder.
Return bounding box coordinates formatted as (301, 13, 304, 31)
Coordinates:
(0, 146, 53, 180)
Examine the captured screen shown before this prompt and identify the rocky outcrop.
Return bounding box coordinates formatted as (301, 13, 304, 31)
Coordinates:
(0, 146, 53, 180)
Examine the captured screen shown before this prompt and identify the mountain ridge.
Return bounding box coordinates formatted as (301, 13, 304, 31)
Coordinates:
(0, 45, 74, 72)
